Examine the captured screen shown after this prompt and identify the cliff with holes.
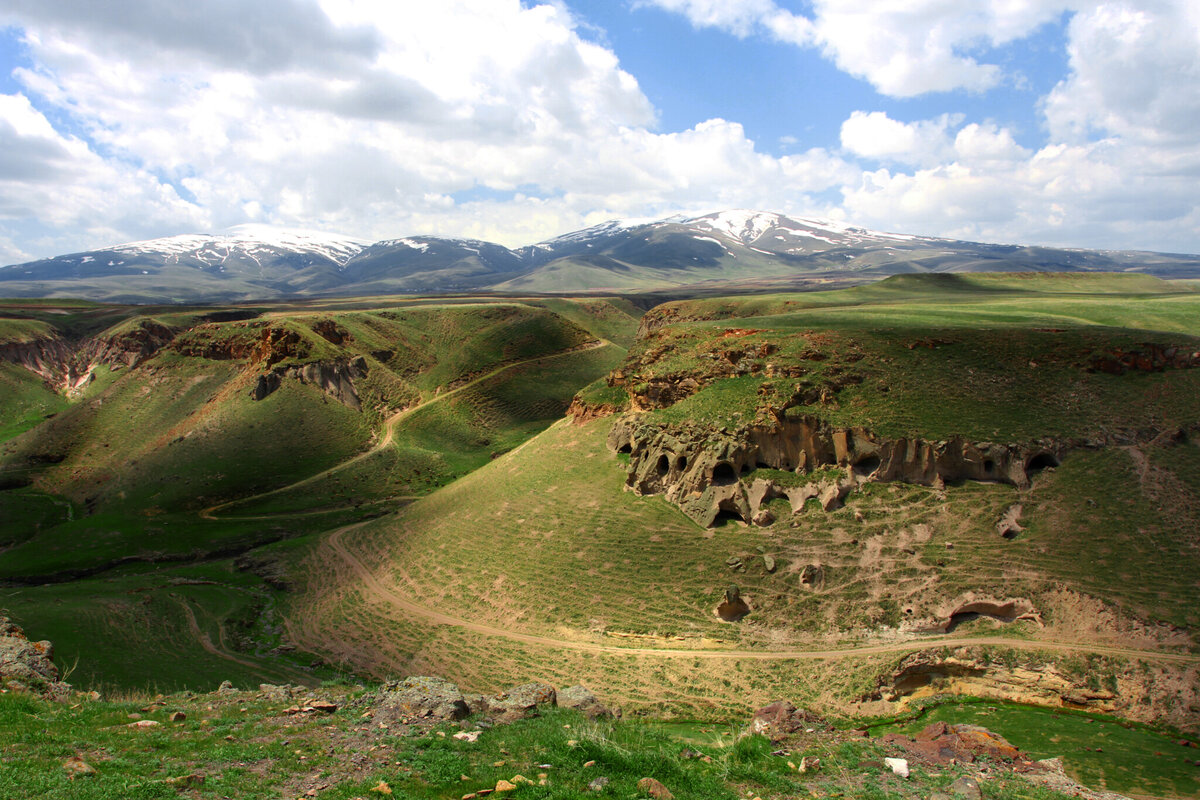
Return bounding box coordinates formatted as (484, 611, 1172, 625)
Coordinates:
(607, 414, 1066, 528)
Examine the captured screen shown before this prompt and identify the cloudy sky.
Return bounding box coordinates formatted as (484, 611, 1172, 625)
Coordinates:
(0, 0, 1197, 263)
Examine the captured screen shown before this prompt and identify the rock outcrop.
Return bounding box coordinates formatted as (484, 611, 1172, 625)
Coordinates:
(251, 356, 368, 409)
(372, 676, 471, 723)
(746, 700, 829, 740)
(860, 646, 1200, 730)
(0, 617, 70, 699)
(1, 320, 175, 395)
(881, 722, 1026, 765)
(609, 415, 1064, 527)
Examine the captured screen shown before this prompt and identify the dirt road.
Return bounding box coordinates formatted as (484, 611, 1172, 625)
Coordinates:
(201, 339, 613, 520)
(322, 523, 1200, 665)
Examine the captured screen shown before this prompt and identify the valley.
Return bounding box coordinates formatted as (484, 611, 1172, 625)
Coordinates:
(2, 273, 1199, 799)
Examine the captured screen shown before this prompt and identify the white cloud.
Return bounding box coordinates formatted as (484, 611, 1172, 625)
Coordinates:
(641, 0, 1074, 96)
(1043, 1, 1200, 145)
(0, 0, 1198, 260)
(0, 1, 860, 254)
(839, 111, 959, 166)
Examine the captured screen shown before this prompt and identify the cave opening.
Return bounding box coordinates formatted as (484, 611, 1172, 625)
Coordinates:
(656, 454, 670, 477)
(712, 509, 745, 528)
(676, 455, 688, 471)
(617, 443, 631, 454)
(712, 462, 738, 486)
(853, 454, 881, 476)
(1025, 452, 1060, 479)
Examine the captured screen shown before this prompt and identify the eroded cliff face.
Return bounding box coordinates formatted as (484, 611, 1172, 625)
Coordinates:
(860, 646, 1200, 732)
(609, 414, 1064, 528)
(2, 318, 370, 411)
(0, 337, 77, 387)
(0, 320, 176, 395)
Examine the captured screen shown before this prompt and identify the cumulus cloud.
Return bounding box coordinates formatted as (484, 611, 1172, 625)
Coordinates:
(1043, 1, 1200, 145)
(839, 111, 959, 166)
(0, 0, 1198, 259)
(641, 0, 1072, 96)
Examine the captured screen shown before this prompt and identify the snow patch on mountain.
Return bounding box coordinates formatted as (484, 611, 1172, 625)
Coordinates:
(103, 225, 367, 267)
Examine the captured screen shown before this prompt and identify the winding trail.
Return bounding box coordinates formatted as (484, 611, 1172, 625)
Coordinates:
(319, 523, 1200, 665)
(171, 594, 311, 684)
(201, 339, 613, 521)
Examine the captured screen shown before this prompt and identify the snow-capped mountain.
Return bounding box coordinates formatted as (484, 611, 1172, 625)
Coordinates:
(3, 212, 1199, 303)
(105, 225, 368, 268)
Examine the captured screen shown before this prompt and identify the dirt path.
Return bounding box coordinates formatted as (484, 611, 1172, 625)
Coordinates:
(201, 340, 613, 520)
(171, 594, 310, 683)
(320, 524, 1200, 665)
(1123, 443, 1200, 544)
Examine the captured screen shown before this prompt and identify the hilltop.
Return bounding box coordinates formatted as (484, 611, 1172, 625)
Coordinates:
(4, 212, 1200, 303)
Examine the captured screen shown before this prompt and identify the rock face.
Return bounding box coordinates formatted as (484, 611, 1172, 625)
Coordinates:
(0, 320, 175, 395)
(860, 646, 1200, 729)
(609, 415, 1063, 527)
(0, 617, 69, 698)
(251, 356, 368, 409)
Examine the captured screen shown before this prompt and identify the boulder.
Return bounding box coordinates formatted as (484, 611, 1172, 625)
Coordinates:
(0, 617, 68, 698)
(559, 685, 610, 718)
(716, 586, 751, 622)
(882, 722, 1023, 765)
(490, 682, 556, 718)
(746, 700, 827, 740)
(374, 676, 469, 722)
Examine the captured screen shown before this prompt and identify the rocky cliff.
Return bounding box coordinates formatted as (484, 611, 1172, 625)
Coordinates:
(608, 413, 1066, 528)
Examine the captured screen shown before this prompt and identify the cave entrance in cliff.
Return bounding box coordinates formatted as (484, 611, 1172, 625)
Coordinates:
(944, 601, 1030, 632)
(617, 443, 631, 454)
(656, 454, 670, 477)
(853, 455, 881, 477)
(712, 462, 738, 486)
(1024, 452, 1059, 480)
(712, 509, 744, 528)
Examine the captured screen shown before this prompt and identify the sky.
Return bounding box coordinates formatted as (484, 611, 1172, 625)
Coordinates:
(0, 0, 1198, 263)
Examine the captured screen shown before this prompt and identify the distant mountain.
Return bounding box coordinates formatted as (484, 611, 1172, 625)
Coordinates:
(3, 211, 1199, 302)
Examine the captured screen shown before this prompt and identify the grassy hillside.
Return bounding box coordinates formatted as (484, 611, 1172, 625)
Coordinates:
(0, 296, 638, 692)
(284, 274, 1200, 740)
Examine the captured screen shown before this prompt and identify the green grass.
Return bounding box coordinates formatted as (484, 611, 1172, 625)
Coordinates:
(1, 561, 325, 693)
(0, 362, 68, 443)
(872, 698, 1200, 799)
(0, 690, 1094, 800)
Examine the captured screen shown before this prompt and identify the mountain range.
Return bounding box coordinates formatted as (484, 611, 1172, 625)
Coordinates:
(4, 210, 1200, 303)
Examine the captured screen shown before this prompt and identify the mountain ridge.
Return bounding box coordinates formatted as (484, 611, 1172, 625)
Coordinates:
(5, 210, 1200, 303)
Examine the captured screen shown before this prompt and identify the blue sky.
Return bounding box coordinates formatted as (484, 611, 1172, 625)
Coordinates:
(0, 0, 1197, 262)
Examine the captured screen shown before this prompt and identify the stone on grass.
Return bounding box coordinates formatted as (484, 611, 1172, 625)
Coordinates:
(884, 757, 909, 778)
(948, 776, 983, 799)
(490, 682, 556, 718)
(636, 777, 674, 798)
(559, 685, 610, 718)
(62, 757, 95, 778)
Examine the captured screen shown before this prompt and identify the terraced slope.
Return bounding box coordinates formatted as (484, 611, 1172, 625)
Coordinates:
(289, 274, 1200, 729)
